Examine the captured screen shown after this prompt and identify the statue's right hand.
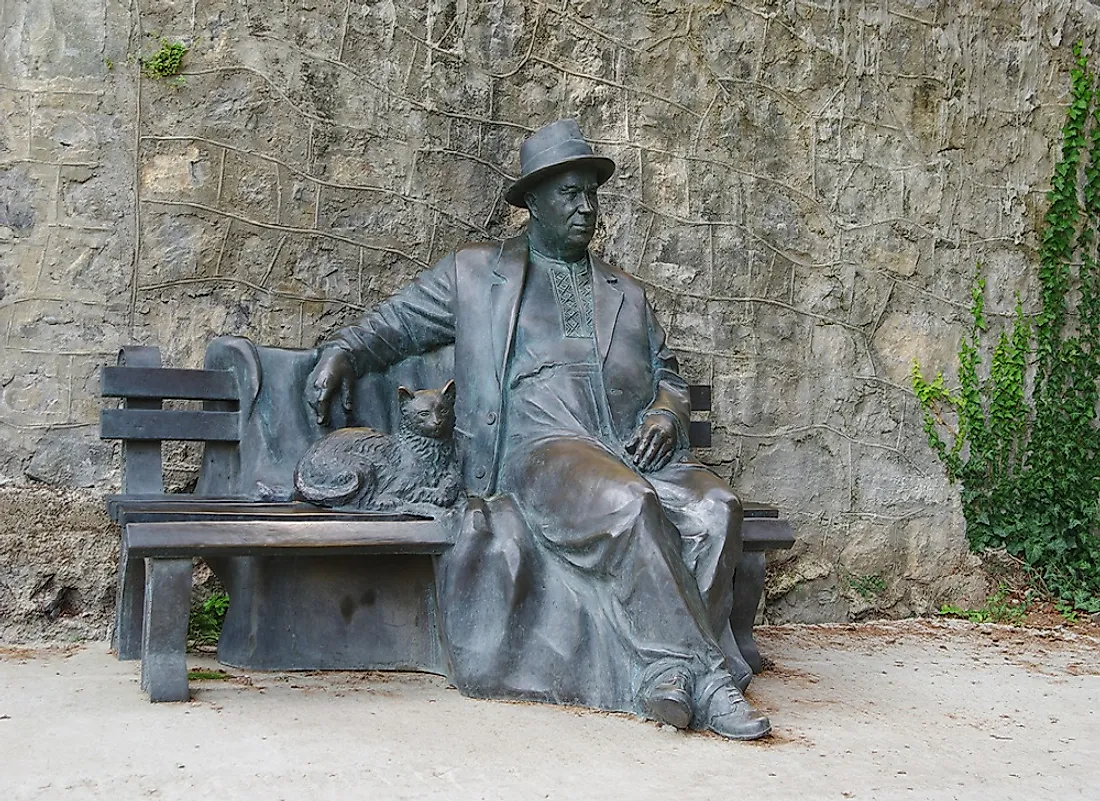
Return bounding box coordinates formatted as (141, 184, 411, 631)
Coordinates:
(307, 346, 355, 427)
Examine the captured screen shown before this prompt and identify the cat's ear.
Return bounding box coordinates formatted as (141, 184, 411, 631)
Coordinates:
(441, 379, 456, 403)
(397, 386, 415, 405)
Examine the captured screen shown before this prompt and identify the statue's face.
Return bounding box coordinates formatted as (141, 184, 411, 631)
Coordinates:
(526, 166, 599, 253)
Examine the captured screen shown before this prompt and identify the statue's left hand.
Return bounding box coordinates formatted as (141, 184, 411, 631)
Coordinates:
(307, 346, 356, 427)
(626, 413, 677, 473)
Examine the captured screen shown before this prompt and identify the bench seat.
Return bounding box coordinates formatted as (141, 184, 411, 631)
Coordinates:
(109, 495, 792, 552)
(117, 503, 453, 701)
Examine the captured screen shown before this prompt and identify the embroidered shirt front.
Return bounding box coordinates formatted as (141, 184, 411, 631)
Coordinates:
(529, 248, 595, 339)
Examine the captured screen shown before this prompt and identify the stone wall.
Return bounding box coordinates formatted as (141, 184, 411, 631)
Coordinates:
(3, 0, 1097, 640)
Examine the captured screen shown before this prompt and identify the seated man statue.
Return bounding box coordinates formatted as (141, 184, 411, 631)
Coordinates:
(307, 119, 771, 740)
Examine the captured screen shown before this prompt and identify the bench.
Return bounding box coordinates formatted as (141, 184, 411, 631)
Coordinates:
(101, 344, 793, 701)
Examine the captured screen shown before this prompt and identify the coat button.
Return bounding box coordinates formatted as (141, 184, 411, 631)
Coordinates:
(486, 412, 497, 425)
(475, 467, 486, 479)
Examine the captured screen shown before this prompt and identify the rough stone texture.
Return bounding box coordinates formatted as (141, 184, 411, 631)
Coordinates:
(4, 0, 1099, 641)
(0, 486, 118, 642)
(24, 428, 117, 488)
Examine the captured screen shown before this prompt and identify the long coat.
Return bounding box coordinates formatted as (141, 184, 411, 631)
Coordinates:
(330, 233, 691, 495)
(327, 232, 747, 712)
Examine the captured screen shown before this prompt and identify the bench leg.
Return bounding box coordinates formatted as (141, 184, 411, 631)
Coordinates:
(730, 551, 767, 674)
(113, 542, 144, 661)
(140, 558, 191, 702)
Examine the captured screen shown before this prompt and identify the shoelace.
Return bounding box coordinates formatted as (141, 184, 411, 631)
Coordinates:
(658, 668, 692, 693)
(723, 685, 746, 707)
(697, 674, 746, 713)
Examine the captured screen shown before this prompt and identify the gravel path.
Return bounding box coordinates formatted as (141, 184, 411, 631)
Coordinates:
(4, 620, 1097, 800)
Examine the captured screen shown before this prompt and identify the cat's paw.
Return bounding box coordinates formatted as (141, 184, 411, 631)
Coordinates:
(367, 494, 400, 511)
(438, 484, 462, 507)
(433, 488, 462, 508)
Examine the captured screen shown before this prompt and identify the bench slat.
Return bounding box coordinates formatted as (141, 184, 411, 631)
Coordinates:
(101, 409, 240, 442)
(688, 420, 711, 448)
(101, 366, 239, 401)
(119, 507, 430, 525)
(688, 384, 712, 412)
(108, 497, 430, 522)
(107, 494, 249, 521)
(126, 517, 787, 556)
(742, 518, 795, 551)
(742, 504, 779, 519)
(124, 518, 452, 557)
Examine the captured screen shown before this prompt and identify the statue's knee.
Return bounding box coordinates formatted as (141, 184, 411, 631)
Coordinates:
(701, 487, 742, 524)
(622, 479, 661, 515)
(605, 479, 665, 547)
(697, 488, 742, 551)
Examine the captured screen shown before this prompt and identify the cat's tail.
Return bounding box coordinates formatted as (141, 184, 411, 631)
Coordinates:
(293, 459, 364, 507)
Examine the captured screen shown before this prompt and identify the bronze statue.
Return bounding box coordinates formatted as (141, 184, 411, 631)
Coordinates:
(307, 119, 770, 740)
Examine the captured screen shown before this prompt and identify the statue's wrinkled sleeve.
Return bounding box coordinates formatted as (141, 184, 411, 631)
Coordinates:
(326, 252, 457, 375)
(644, 298, 691, 449)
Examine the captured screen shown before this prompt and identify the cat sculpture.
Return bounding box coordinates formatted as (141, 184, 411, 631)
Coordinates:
(293, 380, 462, 511)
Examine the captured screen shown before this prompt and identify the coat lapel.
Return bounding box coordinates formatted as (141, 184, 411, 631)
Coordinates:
(489, 235, 529, 383)
(591, 255, 623, 365)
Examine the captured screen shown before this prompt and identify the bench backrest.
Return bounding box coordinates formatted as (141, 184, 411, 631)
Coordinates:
(100, 346, 240, 494)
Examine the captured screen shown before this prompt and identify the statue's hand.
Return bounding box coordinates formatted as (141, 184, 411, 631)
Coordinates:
(626, 413, 678, 473)
(307, 346, 355, 427)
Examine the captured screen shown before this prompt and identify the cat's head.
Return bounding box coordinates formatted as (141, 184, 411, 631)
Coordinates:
(396, 379, 456, 439)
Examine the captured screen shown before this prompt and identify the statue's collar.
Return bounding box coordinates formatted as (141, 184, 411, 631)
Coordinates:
(527, 239, 590, 277)
(495, 233, 616, 285)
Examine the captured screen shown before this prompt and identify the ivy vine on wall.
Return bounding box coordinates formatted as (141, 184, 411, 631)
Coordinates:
(913, 43, 1100, 613)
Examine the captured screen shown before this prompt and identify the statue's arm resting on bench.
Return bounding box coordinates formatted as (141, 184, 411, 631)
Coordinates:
(307, 253, 458, 424)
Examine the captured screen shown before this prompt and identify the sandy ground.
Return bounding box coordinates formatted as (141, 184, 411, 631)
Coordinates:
(3, 619, 1098, 801)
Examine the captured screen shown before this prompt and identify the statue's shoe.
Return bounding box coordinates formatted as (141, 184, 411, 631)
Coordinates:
(639, 666, 694, 729)
(697, 675, 771, 741)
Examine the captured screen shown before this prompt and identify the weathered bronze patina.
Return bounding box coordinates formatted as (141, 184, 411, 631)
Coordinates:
(306, 120, 770, 740)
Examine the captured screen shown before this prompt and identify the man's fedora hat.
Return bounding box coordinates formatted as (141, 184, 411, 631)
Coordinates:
(504, 119, 616, 208)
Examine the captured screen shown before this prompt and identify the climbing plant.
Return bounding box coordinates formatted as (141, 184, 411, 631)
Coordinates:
(913, 43, 1100, 613)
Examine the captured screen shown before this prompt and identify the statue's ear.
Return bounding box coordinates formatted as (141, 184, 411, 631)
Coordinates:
(441, 379, 456, 403)
(397, 386, 415, 405)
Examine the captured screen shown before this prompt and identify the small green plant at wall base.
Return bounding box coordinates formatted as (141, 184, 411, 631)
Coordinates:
(141, 39, 187, 81)
(938, 585, 1029, 625)
(938, 604, 988, 624)
(913, 42, 1100, 614)
(187, 593, 229, 646)
(1054, 600, 1080, 623)
(843, 573, 887, 600)
(187, 669, 231, 681)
